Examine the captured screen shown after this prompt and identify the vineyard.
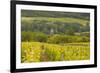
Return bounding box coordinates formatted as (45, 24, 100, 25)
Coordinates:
(21, 10, 90, 63)
(21, 42, 90, 63)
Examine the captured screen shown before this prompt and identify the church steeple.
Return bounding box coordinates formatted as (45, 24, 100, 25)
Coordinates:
(50, 28, 54, 35)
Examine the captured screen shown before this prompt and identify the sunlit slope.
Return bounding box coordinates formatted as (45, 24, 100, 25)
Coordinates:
(21, 17, 89, 26)
(21, 42, 90, 63)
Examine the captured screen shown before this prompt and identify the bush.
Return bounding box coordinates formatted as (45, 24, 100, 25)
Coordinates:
(21, 31, 33, 41)
(33, 32, 48, 42)
(21, 31, 89, 43)
(47, 35, 62, 44)
(47, 35, 73, 44)
(47, 35, 90, 44)
(81, 36, 90, 42)
(21, 31, 48, 42)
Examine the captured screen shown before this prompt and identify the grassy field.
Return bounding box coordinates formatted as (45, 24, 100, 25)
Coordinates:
(21, 17, 89, 26)
(21, 42, 90, 63)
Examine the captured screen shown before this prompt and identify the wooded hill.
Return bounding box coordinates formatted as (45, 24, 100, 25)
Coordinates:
(21, 10, 90, 43)
(21, 10, 90, 20)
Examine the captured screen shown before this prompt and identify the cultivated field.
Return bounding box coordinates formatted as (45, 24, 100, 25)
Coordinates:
(21, 42, 90, 63)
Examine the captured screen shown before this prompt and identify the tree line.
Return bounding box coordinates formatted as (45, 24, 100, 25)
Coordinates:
(21, 10, 90, 20)
(21, 31, 90, 44)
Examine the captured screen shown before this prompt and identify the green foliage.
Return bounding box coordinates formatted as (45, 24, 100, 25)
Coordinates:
(33, 32, 48, 42)
(21, 10, 90, 20)
(21, 10, 90, 43)
(22, 31, 90, 43)
(81, 36, 90, 42)
(21, 17, 89, 35)
(47, 34, 90, 44)
(21, 31, 33, 41)
(21, 31, 48, 42)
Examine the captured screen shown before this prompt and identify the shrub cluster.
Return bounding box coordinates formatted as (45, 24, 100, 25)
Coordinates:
(21, 31, 90, 43)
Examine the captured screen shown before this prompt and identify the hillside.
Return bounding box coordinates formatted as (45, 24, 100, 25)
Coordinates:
(21, 10, 90, 20)
(21, 10, 90, 35)
(21, 17, 90, 35)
